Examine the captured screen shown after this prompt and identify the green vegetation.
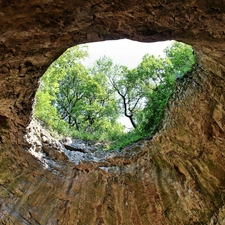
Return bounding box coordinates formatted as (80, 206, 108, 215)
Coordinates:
(34, 41, 195, 150)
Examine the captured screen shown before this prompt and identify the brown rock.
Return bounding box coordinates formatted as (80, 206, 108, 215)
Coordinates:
(0, 1, 225, 224)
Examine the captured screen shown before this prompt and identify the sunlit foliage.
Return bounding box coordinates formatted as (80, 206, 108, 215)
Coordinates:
(34, 41, 195, 149)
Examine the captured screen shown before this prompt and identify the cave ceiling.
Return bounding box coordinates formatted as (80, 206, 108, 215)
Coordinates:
(0, 0, 225, 224)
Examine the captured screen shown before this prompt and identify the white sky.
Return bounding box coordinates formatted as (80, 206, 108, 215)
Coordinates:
(81, 39, 174, 69)
(80, 39, 174, 130)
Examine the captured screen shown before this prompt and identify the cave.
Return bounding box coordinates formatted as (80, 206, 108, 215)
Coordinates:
(0, 1, 225, 224)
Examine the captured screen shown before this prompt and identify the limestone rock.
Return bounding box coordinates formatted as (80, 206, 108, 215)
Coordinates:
(0, 0, 225, 224)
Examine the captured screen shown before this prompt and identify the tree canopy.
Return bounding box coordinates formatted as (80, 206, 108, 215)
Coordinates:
(34, 41, 195, 148)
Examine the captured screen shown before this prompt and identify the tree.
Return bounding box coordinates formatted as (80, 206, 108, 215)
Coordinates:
(99, 57, 145, 129)
(137, 42, 195, 134)
(34, 41, 195, 144)
(164, 41, 195, 78)
(55, 63, 89, 130)
(34, 45, 89, 130)
(55, 55, 121, 134)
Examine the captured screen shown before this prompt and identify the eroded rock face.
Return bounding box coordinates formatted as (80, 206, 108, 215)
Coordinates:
(0, 1, 225, 224)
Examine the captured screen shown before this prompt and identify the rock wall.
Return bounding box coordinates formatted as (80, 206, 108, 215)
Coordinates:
(0, 0, 225, 224)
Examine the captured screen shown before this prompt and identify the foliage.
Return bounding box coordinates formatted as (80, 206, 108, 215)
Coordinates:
(55, 56, 122, 135)
(108, 129, 143, 150)
(107, 64, 145, 129)
(34, 41, 196, 149)
(34, 45, 89, 130)
(35, 46, 124, 139)
(136, 42, 195, 134)
(164, 41, 195, 78)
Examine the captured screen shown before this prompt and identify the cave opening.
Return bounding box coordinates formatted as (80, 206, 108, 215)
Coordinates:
(32, 39, 195, 152)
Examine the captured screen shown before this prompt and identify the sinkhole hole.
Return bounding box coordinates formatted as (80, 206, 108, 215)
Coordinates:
(34, 39, 195, 150)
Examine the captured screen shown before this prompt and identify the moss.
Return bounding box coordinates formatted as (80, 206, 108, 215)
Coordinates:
(0, 158, 13, 181)
(0, 189, 11, 198)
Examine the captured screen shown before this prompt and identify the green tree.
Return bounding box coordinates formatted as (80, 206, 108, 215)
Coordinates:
(55, 63, 89, 130)
(164, 41, 195, 78)
(55, 55, 122, 135)
(137, 42, 195, 134)
(99, 56, 146, 129)
(34, 41, 195, 146)
(34, 45, 89, 130)
(108, 66, 145, 129)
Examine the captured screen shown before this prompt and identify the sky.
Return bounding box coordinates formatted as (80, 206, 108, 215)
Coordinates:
(81, 39, 174, 69)
(80, 39, 174, 130)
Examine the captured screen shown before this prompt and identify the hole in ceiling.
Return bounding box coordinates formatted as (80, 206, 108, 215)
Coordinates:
(32, 39, 195, 154)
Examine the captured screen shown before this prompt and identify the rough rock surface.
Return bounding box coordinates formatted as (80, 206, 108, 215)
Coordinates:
(0, 0, 225, 224)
